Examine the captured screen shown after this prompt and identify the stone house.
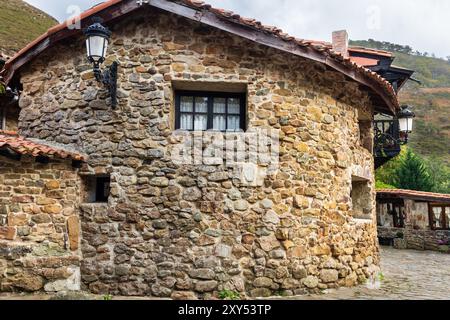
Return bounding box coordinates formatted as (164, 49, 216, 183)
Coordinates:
(377, 189, 450, 252)
(0, 0, 410, 298)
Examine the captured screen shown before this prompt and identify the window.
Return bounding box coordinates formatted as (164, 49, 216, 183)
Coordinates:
(175, 91, 245, 131)
(82, 175, 111, 203)
(377, 200, 405, 228)
(387, 202, 405, 228)
(429, 205, 450, 230)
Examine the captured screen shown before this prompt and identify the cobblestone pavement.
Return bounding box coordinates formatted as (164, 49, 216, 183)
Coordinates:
(1, 246, 449, 300)
(281, 246, 450, 300)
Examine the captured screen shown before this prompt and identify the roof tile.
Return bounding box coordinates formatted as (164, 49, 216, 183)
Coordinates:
(0, 131, 86, 162)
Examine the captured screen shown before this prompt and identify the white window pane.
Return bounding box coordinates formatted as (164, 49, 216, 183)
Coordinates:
(447, 210, 450, 229)
(195, 97, 208, 113)
(228, 98, 240, 114)
(213, 115, 226, 131)
(194, 115, 207, 131)
(180, 96, 193, 112)
(180, 114, 193, 130)
(214, 98, 226, 113)
(227, 116, 240, 131)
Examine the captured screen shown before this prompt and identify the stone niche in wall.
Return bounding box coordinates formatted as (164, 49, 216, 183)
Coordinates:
(351, 176, 373, 220)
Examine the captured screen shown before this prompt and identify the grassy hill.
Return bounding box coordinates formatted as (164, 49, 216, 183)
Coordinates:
(351, 40, 450, 168)
(0, 0, 57, 57)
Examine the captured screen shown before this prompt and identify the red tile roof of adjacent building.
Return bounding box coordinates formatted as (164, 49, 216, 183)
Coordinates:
(349, 56, 380, 67)
(0, 131, 86, 161)
(377, 189, 450, 203)
(0, 0, 400, 114)
(348, 47, 393, 57)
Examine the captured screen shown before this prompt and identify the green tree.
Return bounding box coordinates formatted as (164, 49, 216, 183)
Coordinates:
(424, 156, 450, 194)
(393, 149, 434, 192)
(376, 147, 406, 186)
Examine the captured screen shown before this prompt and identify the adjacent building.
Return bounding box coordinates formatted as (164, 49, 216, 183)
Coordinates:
(377, 189, 450, 252)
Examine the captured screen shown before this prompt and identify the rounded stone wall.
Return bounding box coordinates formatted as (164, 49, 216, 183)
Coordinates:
(16, 7, 380, 298)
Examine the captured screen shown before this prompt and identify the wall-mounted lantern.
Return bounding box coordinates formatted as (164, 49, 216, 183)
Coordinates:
(84, 19, 118, 108)
(398, 105, 415, 144)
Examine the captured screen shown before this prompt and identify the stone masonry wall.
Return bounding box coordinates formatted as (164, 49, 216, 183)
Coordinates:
(15, 7, 379, 298)
(378, 226, 450, 252)
(0, 155, 82, 292)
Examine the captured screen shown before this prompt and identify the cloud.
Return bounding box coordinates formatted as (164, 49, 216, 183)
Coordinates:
(24, 0, 450, 57)
(207, 0, 450, 57)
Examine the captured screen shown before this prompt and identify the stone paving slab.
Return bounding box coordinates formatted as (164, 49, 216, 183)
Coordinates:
(280, 246, 450, 300)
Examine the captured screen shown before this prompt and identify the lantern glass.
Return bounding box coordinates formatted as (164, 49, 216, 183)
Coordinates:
(86, 35, 108, 63)
(399, 117, 413, 133)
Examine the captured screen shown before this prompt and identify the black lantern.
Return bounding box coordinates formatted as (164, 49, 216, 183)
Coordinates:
(84, 19, 118, 108)
(398, 105, 415, 144)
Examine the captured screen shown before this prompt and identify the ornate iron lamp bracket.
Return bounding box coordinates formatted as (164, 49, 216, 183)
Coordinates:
(93, 61, 118, 108)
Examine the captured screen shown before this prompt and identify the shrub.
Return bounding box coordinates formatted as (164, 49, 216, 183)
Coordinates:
(218, 290, 241, 300)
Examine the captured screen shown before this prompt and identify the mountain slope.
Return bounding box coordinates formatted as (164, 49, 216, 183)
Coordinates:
(350, 40, 450, 168)
(0, 0, 57, 57)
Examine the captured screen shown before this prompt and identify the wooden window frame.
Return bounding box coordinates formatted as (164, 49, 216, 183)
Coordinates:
(429, 204, 450, 231)
(175, 91, 246, 132)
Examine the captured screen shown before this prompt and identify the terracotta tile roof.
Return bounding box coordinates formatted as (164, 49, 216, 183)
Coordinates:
(306, 42, 391, 66)
(0, 131, 86, 161)
(348, 47, 393, 57)
(377, 189, 450, 203)
(349, 56, 380, 67)
(296, 41, 393, 58)
(0, 0, 399, 114)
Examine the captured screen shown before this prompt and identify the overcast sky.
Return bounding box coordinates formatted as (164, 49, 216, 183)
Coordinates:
(24, 0, 450, 58)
